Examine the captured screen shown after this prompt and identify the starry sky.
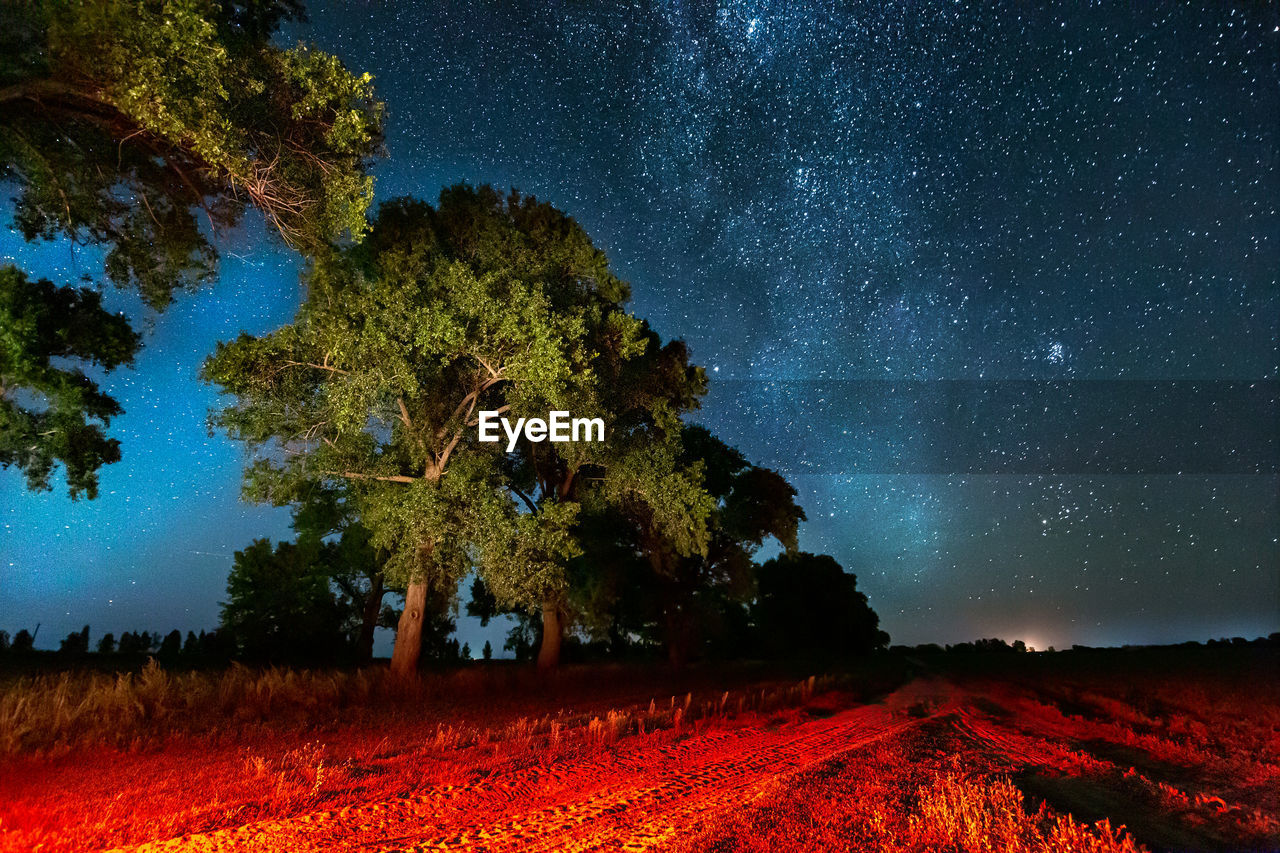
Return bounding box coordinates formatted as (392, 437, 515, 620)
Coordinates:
(3, 1, 1277, 654)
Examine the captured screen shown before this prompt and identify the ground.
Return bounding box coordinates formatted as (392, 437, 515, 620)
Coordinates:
(1, 648, 1275, 852)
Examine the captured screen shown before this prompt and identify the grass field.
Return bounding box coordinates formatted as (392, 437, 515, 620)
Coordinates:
(0, 647, 1275, 852)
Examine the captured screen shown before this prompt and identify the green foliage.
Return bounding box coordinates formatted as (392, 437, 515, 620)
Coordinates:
(573, 425, 806, 663)
(0, 265, 140, 498)
(0, 0, 382, 497)
(206, 185, 705, 632)
(0, 0, 384, 308)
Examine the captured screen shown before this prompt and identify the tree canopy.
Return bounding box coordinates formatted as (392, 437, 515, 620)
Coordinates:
(574, 424, 806, 665)
(1, 0, 383, 306)
(754, 551, 889, 658)
(220, 537, 348, 663)
(205, 185, 714, 673)
(0, 0, 383, 497)
(0, 266, 140, 498)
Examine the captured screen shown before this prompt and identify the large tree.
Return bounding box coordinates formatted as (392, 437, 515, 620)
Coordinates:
(582, 425, 806, 666)
(0, 0, 382, 495)
(491, 323, 714, 668)
(206, 185, 673, 676)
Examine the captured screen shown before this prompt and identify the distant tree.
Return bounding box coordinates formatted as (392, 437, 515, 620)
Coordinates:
(1012, 639, 1027, 654)
(220, 538, 346, 663)
(754, 552, 887, 659)
(115, 631, 136, 654)
(482, 640, 493, 660)
(200, 627, 237, 663)
(504, 618, 538, 661)
(290, 486, 399, 662)
(157, 629, 182, 665)
(182, 631, 201, 661)
(0, 630, 9, 652)
(12, 629, 34, 652)
(96, 632, 115, 654)
(461, 642, 471, 660)
(58, 624, 90, 654)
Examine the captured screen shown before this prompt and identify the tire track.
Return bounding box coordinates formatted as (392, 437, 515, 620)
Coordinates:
(116, 704, 923, 853)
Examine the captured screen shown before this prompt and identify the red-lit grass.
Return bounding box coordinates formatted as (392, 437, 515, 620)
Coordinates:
(1, 650, 1276, 851)
(0, 667, 846, 852)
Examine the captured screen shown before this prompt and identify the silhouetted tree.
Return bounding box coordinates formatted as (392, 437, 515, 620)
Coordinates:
(58, 624, 90, 655)
(11, 629, 33, 652)
(290, 488, 399, 663)
(157, 629, 182, 665)
(584, 426, 803, 666)
(220, 538, 347, 663)
(754, 552, 887, 658)
(483, 640, 493, 660)
(12, 629, 33, 652)
(200, 628, 237, 663)
(182, 631, 201, 661)
(96, 632, 115, 654)
(0, 630, 9, 652)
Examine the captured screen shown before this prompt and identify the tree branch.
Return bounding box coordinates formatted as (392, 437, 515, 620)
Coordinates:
(283, 360, 350, 374)
(322, 470, 416, 484)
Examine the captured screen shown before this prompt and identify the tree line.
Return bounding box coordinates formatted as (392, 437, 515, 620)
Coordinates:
(1, 1, 887, 675)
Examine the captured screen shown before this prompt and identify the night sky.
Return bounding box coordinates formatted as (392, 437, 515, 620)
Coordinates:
(3, 1, 1277, 654)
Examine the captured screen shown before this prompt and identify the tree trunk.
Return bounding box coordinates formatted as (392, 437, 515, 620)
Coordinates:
(390, 580, 427, 678)
(536, 600, 563, 670)
(356, 570, 385, 663)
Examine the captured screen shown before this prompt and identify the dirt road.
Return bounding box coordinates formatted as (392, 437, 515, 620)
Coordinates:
(118, 703, 924, 853)
(104, 671, 1270, 853)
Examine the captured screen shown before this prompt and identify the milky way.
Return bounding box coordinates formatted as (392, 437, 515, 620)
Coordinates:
(3, 1, 1277, 651)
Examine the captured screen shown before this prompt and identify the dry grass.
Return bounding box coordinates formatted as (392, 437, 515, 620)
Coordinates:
(0, 660, 384, 753)
(0, 659, 843, 755)
(910, 774, 1143, 853)
(3, 650, 1275, 852)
